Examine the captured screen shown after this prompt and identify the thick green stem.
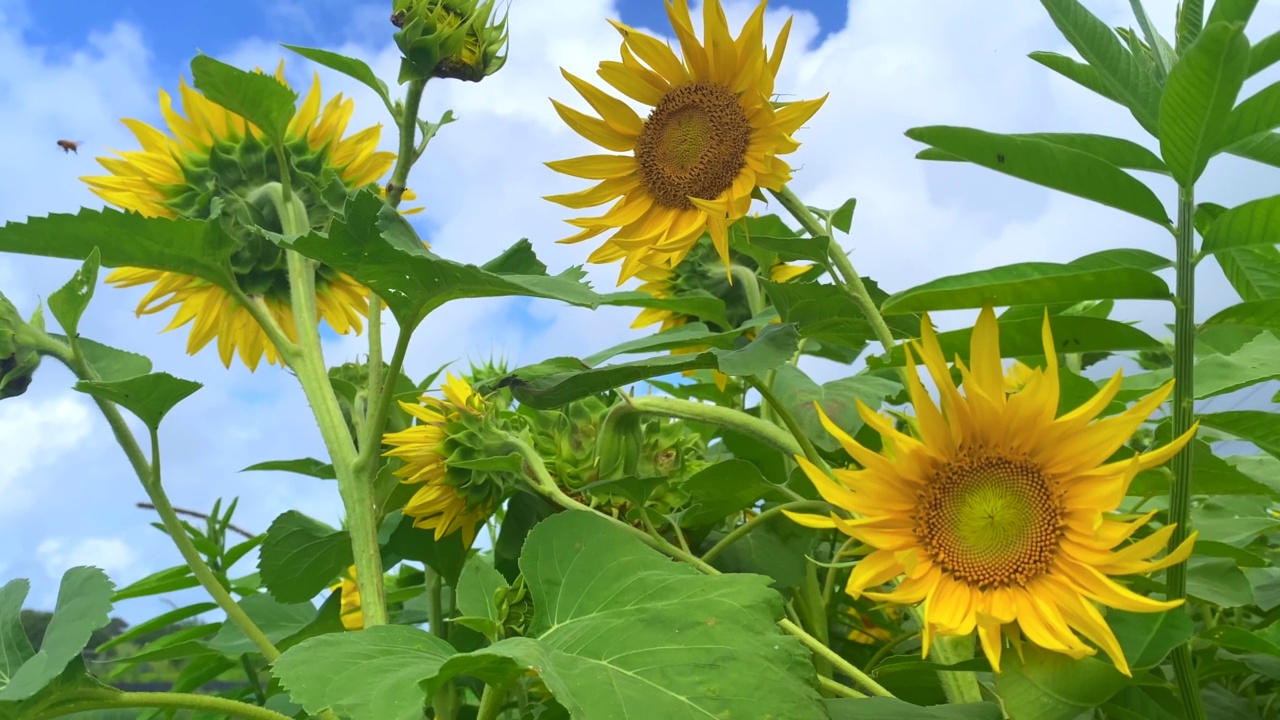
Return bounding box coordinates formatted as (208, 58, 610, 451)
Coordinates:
(509, 435, 894, 698)
(47, 341, 281, 662)
(928, 633, 983, 704)
(702, 501, 828, 562)
(30, 690, 293, 720)
(769, 186, 897, 356)
(276, 193, 387, 628)
(426, 567, 458, 719)
(476, 682, 509, 720)
(1167, 186, 1207, 720)
(818, 676, 867, 700)
(626, 394, 802, 456)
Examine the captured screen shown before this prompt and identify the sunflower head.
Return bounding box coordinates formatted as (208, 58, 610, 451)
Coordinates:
(332, 565, 364, 631)
(0, 293, 40, 401)
(392, 0, 509, 82)
(83, 61, 416, 371)
(785, 306, 1198, 676)
(545, 0, 827, 284)
(382, 373, 515, 548)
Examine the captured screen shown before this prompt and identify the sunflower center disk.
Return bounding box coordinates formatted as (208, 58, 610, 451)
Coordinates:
(635, 81, 751, 209)
(916, 452, 1064, 589)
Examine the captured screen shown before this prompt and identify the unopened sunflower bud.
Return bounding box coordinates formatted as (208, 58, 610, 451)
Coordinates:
(391, 0, 509, 83)
(0, 293, 41, 400)
(596, 404, 644, 480)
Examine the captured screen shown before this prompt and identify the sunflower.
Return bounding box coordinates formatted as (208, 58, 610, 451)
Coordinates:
(83, 62, 419, 371)
(545, 0, 826, 284)
(331, 565, 364, 631)
(382, 373, 492, 548)
(785, 307, 1198, 676)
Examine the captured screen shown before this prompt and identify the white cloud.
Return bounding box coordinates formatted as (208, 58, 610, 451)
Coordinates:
(0, 393, 93, 516)
(37, 536, 139, 583)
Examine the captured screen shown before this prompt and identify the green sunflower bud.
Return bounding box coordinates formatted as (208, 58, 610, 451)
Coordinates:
(391, 0, 509, 83)
(0, 293, 42, 400)
(596, 404, 644, 481)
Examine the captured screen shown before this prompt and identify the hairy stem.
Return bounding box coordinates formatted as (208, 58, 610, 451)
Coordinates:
(31, 691, 294, 720)
(929, 633, 983, 704)
(1167, 186, 1207, 720)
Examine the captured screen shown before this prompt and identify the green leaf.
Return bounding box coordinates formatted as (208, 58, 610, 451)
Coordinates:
(1029, 52, 1125, 106)
(287, 191, 600, 330)
(110, 565, 197, 602)
(0, 580, 35, 683)
(1199, 410, 1280, 459)
(1068, 248, 1172, 271)
(258, 511, 352, 604)
(1108, 609, 1194, 671)
(190, 55, 297, 146)
(49, 335, 151, 382)
(738, 232, 832, 267)
(242, 458, 337, 480)
(680, 459, 773, 527)
(1187, 331, 1280, 397)
(883, 315, 1161, 366)
(1249, 30, 1280, 77)
(1206, 0, 1259, 28)
(764, 279, 915, 363)
(1221, 79, 1280, 152)
(425, 511, 826, 718)
(904, 126, 1168, 225)
(994, 644, 1128, 720)
(1158, 21, 1249, 184)
(1103, 687, 1183, 720)
(825, 697, 1003, 719)
(1202, 625, 1280, 657)
(1203, 299, 1280, 330)
(206, 594, 317, 656)
(0, 567, 114, 701)
(708, 518, 815, 590)
(273, 625, 456, 720)
(504, 324, 801, 408)
(882, 262, 1170, 314)
(96, 602, 218, 652)
(47, 248, 100, 337)
(0, 209, 235, 285)
(918, 132, 1168, 174)
(596, 290, 729, 329)
(382, 512, 467, 586)
(1187, 556, 1255, 606)
(1039, 0, 1162, 133)
(1220, 246, 1280, 301)
(771, 364, 901, 453)
(455, 556, 508, 624)
(282, 45, 391, 109)
(831, 197, 858, 233)
(74, 372, 202, 429)
(583, 323, 741, 367)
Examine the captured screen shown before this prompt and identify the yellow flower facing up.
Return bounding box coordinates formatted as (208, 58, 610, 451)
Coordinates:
(383, 373, 491, 548)
(545, 0, 826, 284)
(332, 565, 363, 631)
(785, 307, 1198, 676)
(83, 62, 419, 371)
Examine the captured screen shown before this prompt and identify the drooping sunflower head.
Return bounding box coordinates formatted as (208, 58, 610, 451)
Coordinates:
(83, 61, 419, 371)
(545, 0, 826, 284)
(382, 373, 509, 548)
(785, 306, 1198, 676)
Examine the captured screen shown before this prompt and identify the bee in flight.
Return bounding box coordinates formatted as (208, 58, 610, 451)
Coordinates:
(57, 140, 83, 154)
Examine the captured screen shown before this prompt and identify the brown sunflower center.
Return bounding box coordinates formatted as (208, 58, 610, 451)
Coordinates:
(915, 451, 1064, 589)
(634, 81, 751, 210)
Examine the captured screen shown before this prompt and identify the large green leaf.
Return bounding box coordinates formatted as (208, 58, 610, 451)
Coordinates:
(1221, 79, 1280, 151)
(0, 581, 35, 685)
(1029, 52, 1125, 105)
(242, 458, 337, 480)
(0, 567, 114, 701)
(882, 315, 1161, 367)
(0, 209, 236, 285)
(1187, 556, 1255, 606)
(881, 262, 1170, 314)
(1202, 195, 1280, 258)
(282, 45, 391, 110)
(427, 511, 826, 719)
(583, 323, 742, 367)
(771, 364, 901, 452)
(1206, 0, 1259, 28)
(1249, 30, 1280, 77)
(258, 511, 352, 604)
(917, 132, 1168, 174)
(680, 459, 775, 527)
(708, 518, 816, 590)
(1129, 439, 1274, 498)
(48, 335, 152, 382)
(1199, 411, 1280, 459)
(1040, 0, 1162, 133)
(47, 249, 100, 337)
(274, 625, 456, 720)
(503, 323, 801, 408)
(595, 290, 729, 330)
(1203, 300, 1280, 331)
(190, 55, 297, 146)
(825, 697, 1003, 719)
(206, 594, 317, 656)
(905, 126, 1168, 225)
(75, 372, 202, 430)
(1159, 21, 1249, 185)
(994, 644, 1128, 720)
(455, 556, 508, 626)
(763, 279, 917, 363)
(1219, 246, 1280, 300)
(1108, 609, 1195, 671)
(285, 191, 600, 329)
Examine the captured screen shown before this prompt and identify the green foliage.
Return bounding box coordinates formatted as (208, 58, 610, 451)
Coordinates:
(74, 372, 202, 430)
(258, 512, 353, 604)
(1158, 21, 1249, 185)
(190, 55, 298, 147)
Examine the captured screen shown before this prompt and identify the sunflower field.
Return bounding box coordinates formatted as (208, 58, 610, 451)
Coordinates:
(2, 0, 1280, 718)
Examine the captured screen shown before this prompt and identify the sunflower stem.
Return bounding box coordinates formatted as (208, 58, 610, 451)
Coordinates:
(508, 434, 896, 698)
(769, 186, 898, 356)
(823, 536, 856, 606)
(1167, 185, 1207, 720)
(746, 376, 827, 472)
(625, 393, 803, 457)
(44, 338, 283, 663)
(26, 690, 294, 720)
(927, 632, 984, 704)
(701, 501, 828, 563)
(817, 676, 868, 700)
(277, 192, 389, 629)
(475, 681, 510, 720)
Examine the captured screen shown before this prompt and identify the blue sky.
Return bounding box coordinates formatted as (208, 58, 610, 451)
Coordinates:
(2, 0, 1279, 626)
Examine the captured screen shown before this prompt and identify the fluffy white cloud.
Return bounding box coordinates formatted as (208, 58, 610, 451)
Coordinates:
(2, 0, 1279, 622)
(0, 392, 93, 517)
(37, 537, 138, 584)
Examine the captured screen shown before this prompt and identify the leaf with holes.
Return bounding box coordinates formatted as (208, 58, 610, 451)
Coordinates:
(47, 248, 100, 337)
